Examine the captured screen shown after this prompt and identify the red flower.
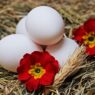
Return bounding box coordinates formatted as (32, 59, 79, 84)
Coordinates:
(17, 51, 59, 92)
(73, 18, 95, 55)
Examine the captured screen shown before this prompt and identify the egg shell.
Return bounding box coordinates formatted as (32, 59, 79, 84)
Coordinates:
(46, 37, 79, 67)
(16, 16, 28, 35)
(0, 34, 42, 72)
(26, 6, 64, 45)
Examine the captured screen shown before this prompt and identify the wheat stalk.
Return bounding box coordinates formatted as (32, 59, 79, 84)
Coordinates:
(52, 46, 86, 88)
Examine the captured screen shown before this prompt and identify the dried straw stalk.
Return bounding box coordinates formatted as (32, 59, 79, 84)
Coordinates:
(51, 46, 86, 89)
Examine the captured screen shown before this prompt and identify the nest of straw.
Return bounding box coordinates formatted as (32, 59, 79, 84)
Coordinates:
(0, 0, 95, 95)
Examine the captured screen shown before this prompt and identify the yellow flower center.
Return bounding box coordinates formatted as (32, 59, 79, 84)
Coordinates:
(82, 32, 95, 48)
(28, 64, 46, 79)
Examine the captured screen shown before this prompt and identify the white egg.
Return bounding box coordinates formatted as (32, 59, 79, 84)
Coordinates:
(0, 34, 42, 72)
(16, 16, 28, 35)
(46, 37, 79, 67)
(26, 6, 64, 45)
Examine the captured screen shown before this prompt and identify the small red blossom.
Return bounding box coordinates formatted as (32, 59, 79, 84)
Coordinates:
(17, 51, 59, 92)
(73, 18, 95, 55)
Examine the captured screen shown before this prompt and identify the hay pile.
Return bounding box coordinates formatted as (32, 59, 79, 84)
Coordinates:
(0, 0, 95, 95)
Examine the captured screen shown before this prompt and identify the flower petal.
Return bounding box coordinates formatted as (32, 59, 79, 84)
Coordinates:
(84, 18, 95, 32)
(86, 46, 95, 55)
(17, 62, 30, 74)
(44, 60, 59, 74)
(17, 54, 32, 74)
(51, 59, 60, 73)
(40, 52, 52, 65)
(73, 26, 86, 43)
(40, 52, 59, 72)
(18, 72, 30, 82)
(20, 53, 31, 65)
(25, 77, 40, 91)
(30, 51, 43, 64)
(43, 52, 53, 61)
(40, 72, 55, 86)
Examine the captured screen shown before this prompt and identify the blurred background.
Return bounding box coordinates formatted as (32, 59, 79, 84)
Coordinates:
(0, 0, 95, 39)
